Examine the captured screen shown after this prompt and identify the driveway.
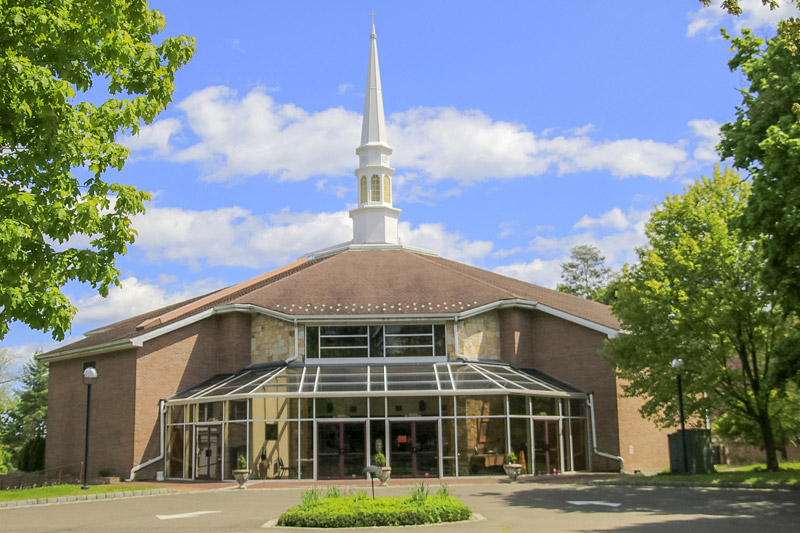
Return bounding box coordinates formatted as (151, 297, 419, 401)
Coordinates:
(1, 482, 798, 532)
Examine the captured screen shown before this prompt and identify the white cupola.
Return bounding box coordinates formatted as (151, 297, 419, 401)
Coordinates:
(349, 21, 401, 245)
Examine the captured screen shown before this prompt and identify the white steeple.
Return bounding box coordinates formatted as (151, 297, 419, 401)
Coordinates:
(350, 19, 401, 245)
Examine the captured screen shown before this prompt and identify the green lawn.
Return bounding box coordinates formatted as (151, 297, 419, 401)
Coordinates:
(0, 484, 163, 502)
(610, 462, 800, 486)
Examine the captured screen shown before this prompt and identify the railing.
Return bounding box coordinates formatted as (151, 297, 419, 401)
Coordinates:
(0, 462, 84, 490)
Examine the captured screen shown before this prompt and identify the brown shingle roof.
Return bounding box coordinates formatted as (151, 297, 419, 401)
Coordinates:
(46, 249, 618, 356)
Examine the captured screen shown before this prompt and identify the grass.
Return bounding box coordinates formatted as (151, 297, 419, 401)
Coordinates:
(606, 462, 800, 486)
(0, 484, 163, 502)
(277, 483, 471, 528)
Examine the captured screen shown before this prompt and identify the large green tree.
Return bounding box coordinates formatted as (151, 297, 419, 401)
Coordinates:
(0, 359, 48, 470)
(556, 244, 613, 301)
(716, 18, 800, 320)
(0, 0, 195, 341)
(604, 167, 794, 471)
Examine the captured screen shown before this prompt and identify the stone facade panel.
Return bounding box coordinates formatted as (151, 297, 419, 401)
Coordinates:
(458, 311, 501, 359)
(251, 315, 295, 364)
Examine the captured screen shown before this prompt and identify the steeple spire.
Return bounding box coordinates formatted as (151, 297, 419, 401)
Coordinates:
(350, 18, 401, 245)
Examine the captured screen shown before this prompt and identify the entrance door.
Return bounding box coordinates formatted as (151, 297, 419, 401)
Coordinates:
(317, 422, 366, 479)
(195, 425, 222, 480)
(390, 421, 438, 478)
(534, 420, 560, 475)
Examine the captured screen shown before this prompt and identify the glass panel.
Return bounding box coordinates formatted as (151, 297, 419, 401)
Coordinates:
(508, 395, 529, 415)
(167, 427, 184, 478)
(440, 396, 455, 416)
(387, 396, 437, 417)
(225, 422, 248, 479)
(385, 325, 431, 335)
(252, 420, 294, 479)
(532, 397, 558, 416)
(369, 397, 386, 417)
(385, 346, 433, 357)
(317, 423, 341, 479)
(169, 405, 184, 424)
(321, 336, 369, 347)
(441, 418, 456, 476)
(570, 419, 587, 471)
(509, 418, 532, 475)
(321, 326, 368, 335)
(299, 421, 313, 479)
(315, 397, 367, 418)
(306, 326, 319, 358)
(370, 419, 386, 463)
(415, 421, 439, 477)
(321, 347, 369, 358)
(343, 423, 366, 478)
(299, 399, 313, 419)
(390, 421, 412, 476)
(385, 367, 438, 390)
(369, 366, 385, 391)
(251, 397, 293, 420)
(569, 399, 585, 417)
(456, 395, 506, 417)
(457, 417, 505, 476)
(250, 422, 267, 480)
(385, 335, 433, 346)
(369, 326, 384, 357)
(228, 399, 248, 420)
(184, 427, 192, 478)
(434, 324, 446, 356)
(197, 402, 223, 422)
(317, 422, 366, 479)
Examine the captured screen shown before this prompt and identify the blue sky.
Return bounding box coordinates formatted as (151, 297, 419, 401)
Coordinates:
(3, 0, 798, 364)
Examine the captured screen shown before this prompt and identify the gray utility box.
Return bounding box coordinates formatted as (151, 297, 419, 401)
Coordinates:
(668, 429, 714, 474)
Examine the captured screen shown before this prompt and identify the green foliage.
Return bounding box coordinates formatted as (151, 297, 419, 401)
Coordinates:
(372, 452, 386, 466)
(604, 166, 794, 471)
(436, 483, 451, 497)
(408, 482, 430, 504)
(16, 435, 45, 472)
(699, 0, 783, 15)
(718, 19, 800, 320)
(0, 359, 48, 470)
(506, 451, 518, 464)
(236, 454, 247, 470)
(277, 488, 471, 528)
(556, 244, 614, 302)
(0, 484, 163, 502)
(300, 486, 323, 506)
(0, 0, 195, 341)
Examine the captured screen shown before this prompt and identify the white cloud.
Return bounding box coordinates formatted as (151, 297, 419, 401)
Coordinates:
(171, 86, 360, 181)
(72, 277, 224, 325)
(494, 207, 652, 288)
(574, 207, 630, 231)
(689, 118, 722, 162)
(130, 87, 689, 185)
(338, 83, 354, 95)
(399, 222, 493, 264)
(119, 119, 182, 157)
(688, 0, 800, 37)
(131, 204, 492, 268)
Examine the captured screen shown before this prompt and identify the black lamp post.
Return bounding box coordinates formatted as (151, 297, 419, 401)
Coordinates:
(81, 366, 98, 490)
(671, 358, 688, 474)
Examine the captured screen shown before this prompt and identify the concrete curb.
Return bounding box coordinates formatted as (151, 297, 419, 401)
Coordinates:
(582, 479, 800, 490)
(0, 488, 181, 509)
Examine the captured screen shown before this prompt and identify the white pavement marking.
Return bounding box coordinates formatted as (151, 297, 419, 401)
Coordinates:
(567, 501, 621, 507)
(156, 510, 222, 520)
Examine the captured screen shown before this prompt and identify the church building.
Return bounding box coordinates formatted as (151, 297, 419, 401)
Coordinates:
(39, 22, 670, 482)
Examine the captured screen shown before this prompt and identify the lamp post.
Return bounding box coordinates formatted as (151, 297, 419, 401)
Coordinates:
(81, 367, 98, 490)
(671, 358, 688, 474)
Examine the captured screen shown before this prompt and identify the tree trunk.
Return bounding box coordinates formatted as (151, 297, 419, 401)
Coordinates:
(757, 407, 780, 472)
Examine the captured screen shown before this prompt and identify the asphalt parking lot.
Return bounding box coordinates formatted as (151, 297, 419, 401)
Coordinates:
(1, 482, 798, 532)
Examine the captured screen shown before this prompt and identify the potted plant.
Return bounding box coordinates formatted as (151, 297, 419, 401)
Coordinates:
(233, 454, 249, 489)
(503, 451, 523, 482)
(373, 452, 391, 486)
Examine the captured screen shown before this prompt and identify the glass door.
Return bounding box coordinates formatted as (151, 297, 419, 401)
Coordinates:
(390, 421, 439, 478)
(317, 422, 366, 479)
(195, 425, 222, 480)
(534, 420, 560, 475)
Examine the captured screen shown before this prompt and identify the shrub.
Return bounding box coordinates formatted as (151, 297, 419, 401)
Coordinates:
(506, 451, 518, 464)
(17, 437, 45, 472)
(236, 455, 247, 470)
(372, 452, 386, 466)
(276, 488, 470, 528)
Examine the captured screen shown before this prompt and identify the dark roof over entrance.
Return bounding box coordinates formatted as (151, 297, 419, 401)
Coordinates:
(44, 249, 618, 357)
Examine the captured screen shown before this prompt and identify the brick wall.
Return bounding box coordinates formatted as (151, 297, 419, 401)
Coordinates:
(45, 350, 136, 479)
(615, 382, 672, 472)
(132, 313, 251, 479)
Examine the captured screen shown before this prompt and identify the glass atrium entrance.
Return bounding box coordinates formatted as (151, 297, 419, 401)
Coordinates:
(164, 360, 590, 481)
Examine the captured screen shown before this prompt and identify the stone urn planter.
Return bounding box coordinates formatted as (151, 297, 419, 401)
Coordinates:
(233, 469, 250, 489)
(503, 463, 523, 482)
(376, 466, 392, 486)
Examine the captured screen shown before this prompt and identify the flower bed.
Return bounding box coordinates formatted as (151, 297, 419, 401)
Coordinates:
(276, 484, 471, 528)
